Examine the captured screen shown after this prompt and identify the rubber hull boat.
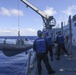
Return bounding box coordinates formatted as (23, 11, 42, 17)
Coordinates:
(1, 43, 33, 56)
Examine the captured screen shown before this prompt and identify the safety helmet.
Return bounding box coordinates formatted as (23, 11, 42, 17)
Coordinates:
(56, 31, 61, 34)
(58, 31, 61, 34)
(37, 30, 42, 37)
(43, 31, 48, 35)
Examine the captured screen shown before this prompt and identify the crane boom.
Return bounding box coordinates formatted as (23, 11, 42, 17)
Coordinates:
(21, 0, 49, 19)
(21, 0, 56, 32)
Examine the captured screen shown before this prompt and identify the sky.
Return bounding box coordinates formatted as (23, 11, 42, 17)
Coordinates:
(0, 0, 76, 36)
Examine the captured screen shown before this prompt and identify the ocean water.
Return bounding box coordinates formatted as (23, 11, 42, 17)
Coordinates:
(0, 36, 36, 75)
(0, 36, 37, 40)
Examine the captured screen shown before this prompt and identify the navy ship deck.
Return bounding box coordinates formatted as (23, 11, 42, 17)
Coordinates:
(30, 46, 76, 75)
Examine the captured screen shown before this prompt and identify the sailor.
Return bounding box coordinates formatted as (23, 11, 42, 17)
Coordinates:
(65, 35, 70, 50)
(56, 31, 69, 60)
(33, 30, 55, 75)
(43, 31, 53, 61)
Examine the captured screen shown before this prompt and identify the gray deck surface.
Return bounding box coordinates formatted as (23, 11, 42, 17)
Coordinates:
(31, 46, 76, 75)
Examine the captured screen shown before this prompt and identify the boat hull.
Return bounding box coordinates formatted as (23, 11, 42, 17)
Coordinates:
(0, 44, 33, 56)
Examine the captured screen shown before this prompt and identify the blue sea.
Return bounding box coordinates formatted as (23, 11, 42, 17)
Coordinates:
(0, 36, 37, 75)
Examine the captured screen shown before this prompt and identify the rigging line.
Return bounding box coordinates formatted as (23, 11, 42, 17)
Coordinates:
(18, 0, 20, 36)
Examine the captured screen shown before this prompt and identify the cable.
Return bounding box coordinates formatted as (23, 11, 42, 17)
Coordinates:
(17, 62, 27, 75)
(18, 0, 20, 36)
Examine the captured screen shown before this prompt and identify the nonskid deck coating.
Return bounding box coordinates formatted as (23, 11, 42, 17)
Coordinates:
(31, 46, 76, 75)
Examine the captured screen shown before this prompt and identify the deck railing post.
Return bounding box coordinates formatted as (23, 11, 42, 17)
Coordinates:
(30, 52, 36, 69)
(26, 52, 31, 75)
(25, 51, 36, 75)
(69, 15, 72, 55)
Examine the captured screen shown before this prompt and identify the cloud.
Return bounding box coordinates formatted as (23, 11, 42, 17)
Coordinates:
(21, 28, 37, 36)
(0, 28, 37, 36)
(10, 9, 24, 16)
(56, 5, 76, 26)
(43, 6, 57, 16)
(62, 5, 76, 16)
(0, 7, 24, 16)
(0, 28, 17, 36)
(0, 7, 11, 16)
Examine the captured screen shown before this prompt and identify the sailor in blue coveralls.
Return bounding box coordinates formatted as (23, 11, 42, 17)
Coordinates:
(56, 31, 69, 60)
(43, 31, 53, 61)
(33, 30, 55, 75)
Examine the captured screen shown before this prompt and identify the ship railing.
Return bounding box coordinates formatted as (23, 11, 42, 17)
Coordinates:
(25, 51, 36, 75)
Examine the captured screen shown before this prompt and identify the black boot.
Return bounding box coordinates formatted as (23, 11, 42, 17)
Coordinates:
(48, 70, 56, 75)
(51, 57, 53, 61)
(56, 57, 60, 60)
